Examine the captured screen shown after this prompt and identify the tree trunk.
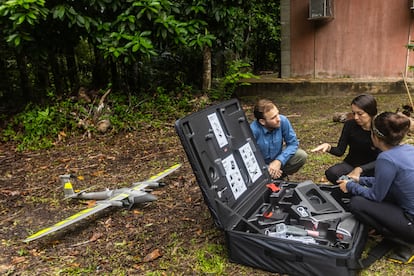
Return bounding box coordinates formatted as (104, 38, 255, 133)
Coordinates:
(110, 58, 120, 91)
(34, 54, 50, 100)
(15, 50, 34, 101)
(92, 46, 109, 89)
(66, 47, 79, 92)
(125, 63, 138, 93)
(49, 51, 64, 95)
(202, 46, 212, 91)
(0, 47, 13, 98)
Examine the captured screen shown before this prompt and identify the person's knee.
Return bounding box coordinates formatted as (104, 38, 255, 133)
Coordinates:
(292, 148, 307, 169)
(349, 196, 365, 213)
(283, 149, 307, 175)
(325, 168, 338, 184)
(297, 148, 308, 165)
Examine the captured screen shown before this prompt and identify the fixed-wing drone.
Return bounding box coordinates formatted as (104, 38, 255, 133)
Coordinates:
(24, 163, 182, 242)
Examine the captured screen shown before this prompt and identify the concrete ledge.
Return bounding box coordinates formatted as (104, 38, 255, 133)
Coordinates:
(235, 77, 414, 97)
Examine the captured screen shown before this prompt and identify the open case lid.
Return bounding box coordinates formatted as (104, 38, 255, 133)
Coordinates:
(175, 99, 271, 229)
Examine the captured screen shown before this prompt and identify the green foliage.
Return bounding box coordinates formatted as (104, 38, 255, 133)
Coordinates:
(2, 102, 75, 151)
(17, 248, 28, 256)
(210, 59, 258, 100)
(109, 86, 194, 131)
(57, 266, 96, 275)
(0, 0, 49, 47)
(1, 87, 197, 151)
(406, 41, 414, 73)
(96, 0, 215, 62)
(0, 0, 281, 109)
(407, 41, 414, 51)
(195, 244, 226, 274)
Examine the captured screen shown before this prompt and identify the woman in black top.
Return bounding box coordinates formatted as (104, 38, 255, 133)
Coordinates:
(311, 94, 380, 183)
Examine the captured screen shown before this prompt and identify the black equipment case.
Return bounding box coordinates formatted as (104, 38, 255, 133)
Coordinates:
(175, 99, 369, 275)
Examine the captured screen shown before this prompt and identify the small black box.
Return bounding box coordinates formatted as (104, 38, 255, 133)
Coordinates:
(175, 99, 368, 276)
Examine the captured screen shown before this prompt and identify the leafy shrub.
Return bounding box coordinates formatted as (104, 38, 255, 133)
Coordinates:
(209, 59, 258, 100)
(2, 102, 76, 151)
(2, 87, 197, 151)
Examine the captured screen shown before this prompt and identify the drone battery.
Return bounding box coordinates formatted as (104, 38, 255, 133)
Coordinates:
(175, 99, 369, 276)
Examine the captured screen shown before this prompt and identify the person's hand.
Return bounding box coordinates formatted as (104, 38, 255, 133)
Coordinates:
(347, 167, 362, 182)
(337, 179, 348, 193)
(268, 160, 283, 179)
(310, 143, 331, 153)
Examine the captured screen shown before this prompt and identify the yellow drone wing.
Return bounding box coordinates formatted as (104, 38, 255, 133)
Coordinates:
(23, 193, 129, 242)
(140, 163, 182, 183)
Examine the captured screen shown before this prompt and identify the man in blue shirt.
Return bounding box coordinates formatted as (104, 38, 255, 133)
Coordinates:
(250, 99, 307, 179)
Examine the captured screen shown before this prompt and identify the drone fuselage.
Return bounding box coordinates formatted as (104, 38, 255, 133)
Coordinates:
(73, 188, 158, 205)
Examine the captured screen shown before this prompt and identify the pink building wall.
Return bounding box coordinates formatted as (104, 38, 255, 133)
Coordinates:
(289, 0, 414, 78)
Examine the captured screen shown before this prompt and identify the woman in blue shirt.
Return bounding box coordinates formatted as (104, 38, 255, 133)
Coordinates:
(250, 99, 307, 179)
(338, 111, 414, 264)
